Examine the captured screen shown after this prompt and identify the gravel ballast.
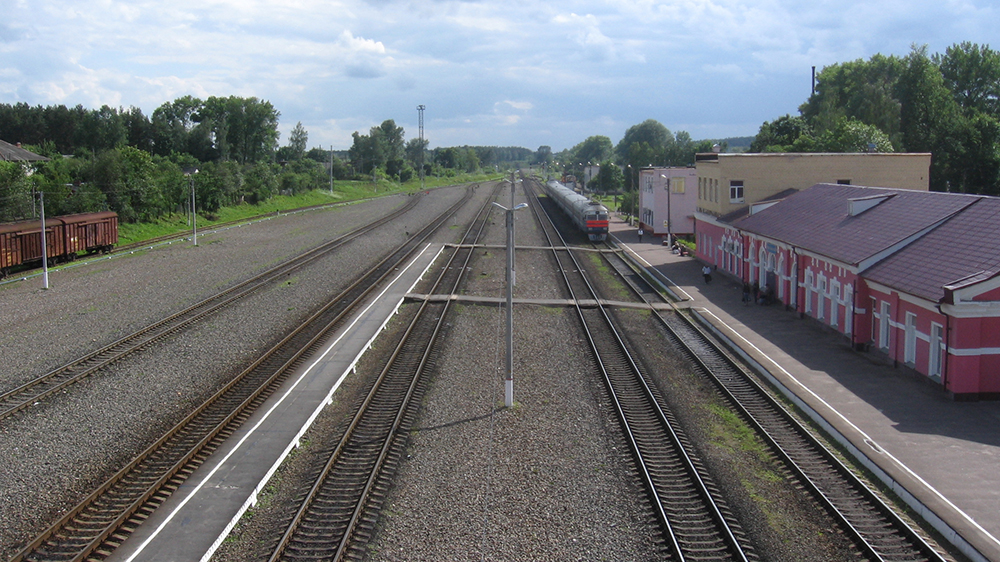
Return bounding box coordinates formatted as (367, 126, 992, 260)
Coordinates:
(0, 187, 473, 560)
(2, 183, 871, 561)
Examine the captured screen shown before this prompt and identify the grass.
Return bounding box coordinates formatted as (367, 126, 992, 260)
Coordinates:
(118, 171, 501, 246)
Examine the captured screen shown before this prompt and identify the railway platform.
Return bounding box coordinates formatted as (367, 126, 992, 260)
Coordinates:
(608, 216, 1000, 562)
(105, 243, 446, 562)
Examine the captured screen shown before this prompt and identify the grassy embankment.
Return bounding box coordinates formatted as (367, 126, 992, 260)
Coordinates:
(119, 171, 501, 245)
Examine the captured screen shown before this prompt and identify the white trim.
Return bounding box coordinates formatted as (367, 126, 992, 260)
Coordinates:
(941, 301, 1000, 318)
(950, 272, 1000, 303)
(949, 346, 1000, 356)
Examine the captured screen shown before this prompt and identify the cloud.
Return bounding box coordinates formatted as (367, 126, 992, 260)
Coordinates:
(1, 0, 997, 151)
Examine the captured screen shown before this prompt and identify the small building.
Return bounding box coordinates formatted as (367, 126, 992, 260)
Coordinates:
(0, 139, 49, 162)
(638, 166, 696, 243)
(695, 152, 931, 218)
(713, 183, 1000, 399)
(694, 151, 933, 277)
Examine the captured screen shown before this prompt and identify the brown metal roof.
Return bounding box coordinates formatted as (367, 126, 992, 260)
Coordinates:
(865, 197, 1000, 302)
(732, 183, 978, 266)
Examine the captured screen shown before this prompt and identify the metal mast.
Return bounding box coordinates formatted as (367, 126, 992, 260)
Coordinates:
(417, 104, 425, 189)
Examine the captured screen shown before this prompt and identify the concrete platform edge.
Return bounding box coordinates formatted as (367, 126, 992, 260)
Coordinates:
(611, 237, 994, 562)
(194, 242, 444, 562)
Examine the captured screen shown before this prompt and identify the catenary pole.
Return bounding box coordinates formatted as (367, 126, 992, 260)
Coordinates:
(39, 191, 49, 289)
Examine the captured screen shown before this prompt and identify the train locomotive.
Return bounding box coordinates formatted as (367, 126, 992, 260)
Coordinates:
(543, 180, 609, 241)
(0, 211, 118, 278)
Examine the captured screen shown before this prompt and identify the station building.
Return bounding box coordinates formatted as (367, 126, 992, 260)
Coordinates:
(637, 166, 697, 243)
(704, 183, 1000, 399)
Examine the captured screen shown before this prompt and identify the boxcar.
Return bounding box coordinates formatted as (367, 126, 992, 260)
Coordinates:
(0, 211, 118, 277)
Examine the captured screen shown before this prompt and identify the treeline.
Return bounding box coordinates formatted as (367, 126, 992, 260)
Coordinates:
(753, 42, 1000, 195)
(555, 119, 722, 194)
(0, 97, 533, 224)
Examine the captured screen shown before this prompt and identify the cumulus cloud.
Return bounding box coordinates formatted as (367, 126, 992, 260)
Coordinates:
(1, 0, 995, 150)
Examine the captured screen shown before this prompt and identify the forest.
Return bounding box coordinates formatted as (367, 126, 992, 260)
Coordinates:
(3, 41, 998, 223)
(0, 96, 535, 223)
(556, 42, 1000, 198)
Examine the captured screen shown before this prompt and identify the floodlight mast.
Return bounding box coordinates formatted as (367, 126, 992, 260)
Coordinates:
(492, 198, 528, 408)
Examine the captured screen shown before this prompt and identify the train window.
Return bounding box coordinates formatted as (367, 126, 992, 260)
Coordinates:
(598, 212, 608, 220)
(586, 214, 597, 221)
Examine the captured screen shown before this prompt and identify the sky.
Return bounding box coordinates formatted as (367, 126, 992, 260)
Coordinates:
(1, 0, 997, 153)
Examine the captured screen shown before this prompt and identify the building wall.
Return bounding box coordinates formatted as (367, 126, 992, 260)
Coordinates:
(638, 167, 697, 238)
(695, 152, 931, 217)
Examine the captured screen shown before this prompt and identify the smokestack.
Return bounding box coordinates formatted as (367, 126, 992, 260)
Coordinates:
(811, 66, 816, 96)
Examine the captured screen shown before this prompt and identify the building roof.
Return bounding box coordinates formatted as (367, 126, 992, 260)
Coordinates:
(0, 139, 49, 162)
(718, 188, 798, 224)
(864, 196, 1000, 302)
(731, 183, 979, 267)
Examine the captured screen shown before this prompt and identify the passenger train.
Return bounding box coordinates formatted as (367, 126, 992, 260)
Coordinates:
(542, 180, 609, 241)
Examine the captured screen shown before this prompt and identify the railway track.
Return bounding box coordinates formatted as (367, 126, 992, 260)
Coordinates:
(9, 186, 477, 562)
(0, 195, 421, 422)
(525, 177, 754, 561)
(264, 183, 500, 562)
(601, 236, 954, 562)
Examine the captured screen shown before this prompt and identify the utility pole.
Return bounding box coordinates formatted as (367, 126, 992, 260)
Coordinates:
(493, 200, 528, 408)
(417, 104, 426, 190)
(39, 191, 49, 289)
(329, 145, 334, 195)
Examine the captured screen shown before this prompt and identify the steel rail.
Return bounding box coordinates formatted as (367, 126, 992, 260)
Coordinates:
(9, 187, 475, 562)
(604, 242, 951, 562)
(0, 195, 422, 422)
(267, 182, 500, 562)
(523, 177, 751, 562)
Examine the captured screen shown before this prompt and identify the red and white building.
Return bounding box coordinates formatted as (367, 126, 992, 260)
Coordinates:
(698, 183, 1000, 399)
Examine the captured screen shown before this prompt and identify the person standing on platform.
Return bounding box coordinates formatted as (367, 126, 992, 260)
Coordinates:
(637, 228, 643, 243)
(702, 265, 712, 284)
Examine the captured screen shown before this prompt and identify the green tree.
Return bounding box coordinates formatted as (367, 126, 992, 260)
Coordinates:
(751, 115, 812, 152)
(592, 159, 623, 193)
(800, 54, 905, 147)
(936, 42, 1000, 116)
(616, 119, 671, 162)
(816, 118, 895, 152)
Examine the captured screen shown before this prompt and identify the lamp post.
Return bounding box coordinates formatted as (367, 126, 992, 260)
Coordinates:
(492, 199, 528, 408)
(661, 173, 672, 247)
(183, 167, 199, 246)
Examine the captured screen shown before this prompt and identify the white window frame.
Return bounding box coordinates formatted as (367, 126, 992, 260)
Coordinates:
(729, 180, 745, 203)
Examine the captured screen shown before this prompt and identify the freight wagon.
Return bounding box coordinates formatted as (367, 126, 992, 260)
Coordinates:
(0, 211, 118, 278)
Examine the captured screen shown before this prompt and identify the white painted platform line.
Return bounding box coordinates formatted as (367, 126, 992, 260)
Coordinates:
(608, 234, 694, 302)
(694, 306, 997, 562)
(121, 243, 443, 562)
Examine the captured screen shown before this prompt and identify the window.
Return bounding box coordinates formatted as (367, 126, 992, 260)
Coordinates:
(837, 179, 851, 185)
(929, 323, 944, 378)
(817, 277, 827, 319)
(804, 270, 814, 314)
(671, 177, 686, 194)
(879, 301, 891, 349)
(829, 281, 839, 327)
(904, 312, 917, 364)
(730, 180, 744, 203)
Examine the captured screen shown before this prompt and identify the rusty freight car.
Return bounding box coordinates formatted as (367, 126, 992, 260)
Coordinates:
(0, 211, 118, 278)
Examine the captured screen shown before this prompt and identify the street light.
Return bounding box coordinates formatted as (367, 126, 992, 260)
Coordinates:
(492, 200, 529, 408)
(183, 167, 199, 246)
(661, 173, 672, 247)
